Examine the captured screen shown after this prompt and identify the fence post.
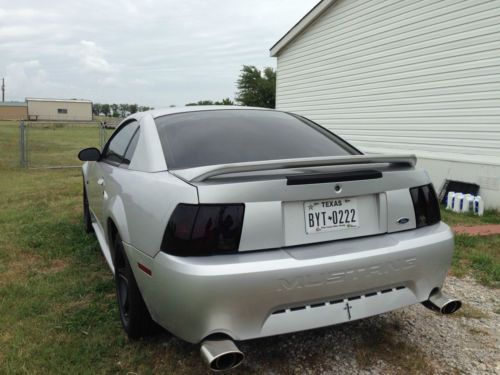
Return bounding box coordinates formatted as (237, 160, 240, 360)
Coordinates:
(19, 120, 27, 168)
(99, 122, 103, 149)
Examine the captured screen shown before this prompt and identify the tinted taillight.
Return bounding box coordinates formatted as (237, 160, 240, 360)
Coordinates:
(162, 204, 245, 256)
(410, 184, 441, 228)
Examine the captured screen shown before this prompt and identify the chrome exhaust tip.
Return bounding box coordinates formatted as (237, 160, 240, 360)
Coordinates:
(200, 338, 244, 372)
(422, 289, 462, 314)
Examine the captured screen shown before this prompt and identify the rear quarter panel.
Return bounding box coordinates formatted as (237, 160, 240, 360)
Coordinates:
(103, 168, 198, 258)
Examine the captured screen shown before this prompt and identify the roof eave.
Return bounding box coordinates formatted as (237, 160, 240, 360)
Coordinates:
(270, 0, 335, 57)
(25, 97, 92, 104)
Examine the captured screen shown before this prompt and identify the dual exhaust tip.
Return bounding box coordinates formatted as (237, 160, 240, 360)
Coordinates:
(200, 289, 461, 372)
(422, 289, 462, 315)
(200, 338, 244, 372)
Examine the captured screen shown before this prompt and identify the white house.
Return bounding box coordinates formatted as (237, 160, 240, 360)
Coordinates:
(271, 0, 500, 208)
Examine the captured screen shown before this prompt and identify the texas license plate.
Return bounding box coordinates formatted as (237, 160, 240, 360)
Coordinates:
(304, 198, 359, 234)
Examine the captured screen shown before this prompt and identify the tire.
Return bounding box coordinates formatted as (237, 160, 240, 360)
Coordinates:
(83, 183, 93, 234)
(113, 233, 154, 339)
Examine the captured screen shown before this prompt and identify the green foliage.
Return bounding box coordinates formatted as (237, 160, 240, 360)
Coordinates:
(219, 98, 234, 105)
(236, 65, 276, 108)
(441, 207, 500, 226)
(185, 98, 234, 106)
(92, 103, 153, 118)
(452, 235, 500, 287)
(91, 103, 101, 116)
(110, 104, 119, 117)
(129, 104, 138, 114)
(439, 207, 500, 287)
(101, 104, 110, 117)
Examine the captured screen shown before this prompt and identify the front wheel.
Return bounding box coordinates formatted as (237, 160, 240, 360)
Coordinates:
(114, 233, 154, 339)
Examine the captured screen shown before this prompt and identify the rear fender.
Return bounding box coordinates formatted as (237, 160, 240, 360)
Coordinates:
(105, 195, 130, 259)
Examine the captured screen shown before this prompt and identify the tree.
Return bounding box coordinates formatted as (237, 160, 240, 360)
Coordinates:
(185, 98, 234, 106)
(101, 103, 110, 117)
(110, 104, 119, 117)
(92, 103, 101, 116)
(119, 104, 129, 117)
(236, 65, 276, 108)
(186, 100, 214, 106)
(215, 98, 234, 105)
(92, 102, 153, 117)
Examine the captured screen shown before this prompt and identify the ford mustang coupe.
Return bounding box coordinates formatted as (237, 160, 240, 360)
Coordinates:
(79, 107, 461, 371)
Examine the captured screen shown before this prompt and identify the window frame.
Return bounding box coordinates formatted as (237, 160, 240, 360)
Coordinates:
(121, 127, 140, 166)
(100, 120, 140, 167)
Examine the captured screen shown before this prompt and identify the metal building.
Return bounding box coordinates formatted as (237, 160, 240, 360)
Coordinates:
(0, 102, 27, 120)
(271, 0, 500, 208)
(26, 98, 93, 121)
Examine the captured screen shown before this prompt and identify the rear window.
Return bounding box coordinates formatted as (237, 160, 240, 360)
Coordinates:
(155, 109, 357, 169)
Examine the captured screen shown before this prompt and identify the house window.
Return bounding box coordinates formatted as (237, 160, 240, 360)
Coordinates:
(58, 108, 68, 114)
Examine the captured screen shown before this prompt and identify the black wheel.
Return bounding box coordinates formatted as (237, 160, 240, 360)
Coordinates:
(83, 183, 93, 234)
(113, 233, 154, 339)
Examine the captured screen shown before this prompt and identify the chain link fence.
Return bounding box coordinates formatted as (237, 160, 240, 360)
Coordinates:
(19, 120, 119, 169)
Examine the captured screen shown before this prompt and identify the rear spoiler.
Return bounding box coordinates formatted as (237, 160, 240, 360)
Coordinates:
(171, 154, 417, 183)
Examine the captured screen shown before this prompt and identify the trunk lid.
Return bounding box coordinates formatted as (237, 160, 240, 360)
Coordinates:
(170, 155, 428, 251)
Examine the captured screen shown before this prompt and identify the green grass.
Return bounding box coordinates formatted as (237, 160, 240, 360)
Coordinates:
(441, 207, 500, 226)
(440, 208, 500, 287)
(440, 208, 500, 288)
(0, 121, 499, 373)
(0, 121, 111, 169)
(451, 235, 500, 287)
(26, 123, 102, 168)
(0, 123, 209, 374)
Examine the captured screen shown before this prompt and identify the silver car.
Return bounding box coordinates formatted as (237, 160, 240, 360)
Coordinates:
(79, 106, 461, 371)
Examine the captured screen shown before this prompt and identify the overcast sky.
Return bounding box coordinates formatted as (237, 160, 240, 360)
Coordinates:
(0, 0, 317, 107)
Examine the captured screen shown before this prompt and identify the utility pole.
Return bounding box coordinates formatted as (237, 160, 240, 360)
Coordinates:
(1, 78, 4, 102)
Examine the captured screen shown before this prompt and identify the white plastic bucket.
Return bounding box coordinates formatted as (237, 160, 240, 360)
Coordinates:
(474, 196, 485, 216)
(453, 193, 464, 213)
(461, 194, 475, 213)
(446, 192, 455, 210)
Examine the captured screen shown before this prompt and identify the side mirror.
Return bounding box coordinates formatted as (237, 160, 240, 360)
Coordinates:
(78, 147, 101, 161)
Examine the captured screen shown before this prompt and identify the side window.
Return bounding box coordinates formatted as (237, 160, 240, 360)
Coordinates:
(122, 128, 140, 165)
(102, 121, 139, 164)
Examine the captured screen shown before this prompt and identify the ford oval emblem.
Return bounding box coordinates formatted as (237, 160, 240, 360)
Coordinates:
(398, 217, 410, 224)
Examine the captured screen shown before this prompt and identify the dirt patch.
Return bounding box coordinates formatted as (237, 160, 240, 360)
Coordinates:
(453, 224, 500, 236)
(354, 322, 434, 374)
(0, 250, 42, 286)
(0, 248, 69, 289)
(41, 258, 69, 274)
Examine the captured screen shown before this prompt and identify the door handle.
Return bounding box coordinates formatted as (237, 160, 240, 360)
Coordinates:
(97, 177, 105, 186)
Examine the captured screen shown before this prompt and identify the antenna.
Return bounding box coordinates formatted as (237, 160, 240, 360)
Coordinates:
(1, 78, 4, 102)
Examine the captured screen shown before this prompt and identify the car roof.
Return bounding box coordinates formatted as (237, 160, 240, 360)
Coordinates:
(127, 105, 274, 122)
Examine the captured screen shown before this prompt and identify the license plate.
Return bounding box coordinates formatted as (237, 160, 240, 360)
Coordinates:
(304, 198, 359, 234)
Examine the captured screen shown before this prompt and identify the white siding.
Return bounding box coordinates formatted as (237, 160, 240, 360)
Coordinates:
(276, 0, 500, 165)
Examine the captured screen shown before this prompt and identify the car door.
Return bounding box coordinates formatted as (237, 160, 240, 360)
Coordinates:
(90, 120, 140, 229)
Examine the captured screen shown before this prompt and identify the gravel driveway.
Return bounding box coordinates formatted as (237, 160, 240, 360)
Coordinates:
(223, 276, 498, 374)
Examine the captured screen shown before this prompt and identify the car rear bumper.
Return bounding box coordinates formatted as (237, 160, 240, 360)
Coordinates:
(125, 222, 454, 343)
